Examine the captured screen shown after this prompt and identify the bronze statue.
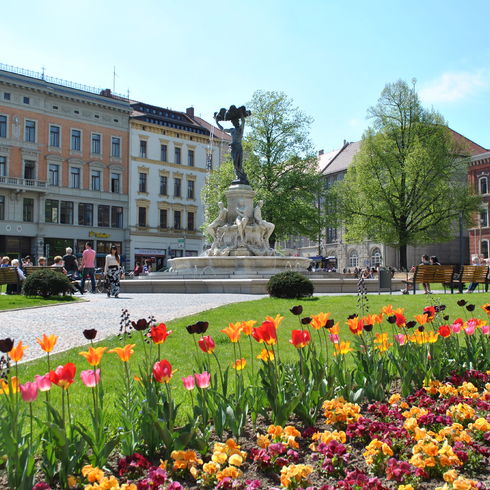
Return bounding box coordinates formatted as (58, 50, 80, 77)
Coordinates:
(214, 105, 251, 185)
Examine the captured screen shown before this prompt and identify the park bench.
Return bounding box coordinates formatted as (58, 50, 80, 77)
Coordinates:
(24, 266, 65, 275)
(410, 265, 456, 294)
(0, 267, 22, 294)
(456, 265, 489, 293)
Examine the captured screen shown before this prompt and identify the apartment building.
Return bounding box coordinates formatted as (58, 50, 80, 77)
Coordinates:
(0, 65, 131, 266)
(129, 103, 229, 269)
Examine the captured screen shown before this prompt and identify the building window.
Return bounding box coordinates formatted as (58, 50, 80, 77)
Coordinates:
(24, 160, 36, 180)
(78, 203, 93, 226)
(60, 201, 73, 224)
(138, 207, 147, 227)
(111, 206, 123, 228)
(0, 156, 6, 176)
(25, 120, 36, 142)
(481, 240, 489, 259)
(98, 205, 110, 227)
(139, 140, 147, 158)
(91, 133, 101, 154)
(326, 227, 338, 243)
(480, 208, 488, 228)
(0, 115, 6, 138)
(479, 176, 488, 195)
(111, 137, 121, 157)
(188, 149, 194, 166)
(187, 211, 195, 231)
(91, 170, 101, 191)
(174, 210, 181, 230)
(0, 196, 4, 220)
(111, 173, 120, 193)
(48, 163, 60, 186)
(45, 199, 59, 223)
(23, 96, 30, 104)
(3, 93, 10, 101)
(71, 129, 81, 151)
(187, 180, 195, 199)
(371, 248, 382, 267)
(160, 175, 168, 195)
(139, 172, 147, 193)
(161, 144, 167, 161)
(49, 125, 60, 147)
(159, 209, 167, 228)
(348, 250, 359, 268)
(174, 178, 181, 197)
(23, 198, 34, 222)
(70, 167, 81, 189)
(174, 147, 181, 164)
(206, 152, 213, 170)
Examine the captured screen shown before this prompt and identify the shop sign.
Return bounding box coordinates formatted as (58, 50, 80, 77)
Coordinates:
(135, 248, 166, 256)
(177, 238, 185, 249)
(89, 232, 111, 238)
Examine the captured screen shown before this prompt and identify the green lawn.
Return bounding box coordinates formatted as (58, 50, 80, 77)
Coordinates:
(0, 294, 78, 311)
(17, 291, 490, 428)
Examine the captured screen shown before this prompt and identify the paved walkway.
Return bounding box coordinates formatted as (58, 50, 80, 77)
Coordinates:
(1, 293, 265, 362)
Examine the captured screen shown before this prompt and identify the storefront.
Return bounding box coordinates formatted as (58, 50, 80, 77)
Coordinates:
(0, 235, 33, 261)
(134, 248, 167, 272)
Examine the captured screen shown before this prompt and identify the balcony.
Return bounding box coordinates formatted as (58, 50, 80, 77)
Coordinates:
(0, 176, 48, 192)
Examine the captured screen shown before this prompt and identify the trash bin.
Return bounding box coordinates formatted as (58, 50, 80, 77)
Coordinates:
(378, 268, 392, 294)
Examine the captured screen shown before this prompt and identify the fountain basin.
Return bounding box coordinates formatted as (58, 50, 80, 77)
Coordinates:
(168, 256, 311, 275)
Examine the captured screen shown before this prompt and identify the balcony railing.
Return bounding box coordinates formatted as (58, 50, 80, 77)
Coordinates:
(0, 176, 47, 190)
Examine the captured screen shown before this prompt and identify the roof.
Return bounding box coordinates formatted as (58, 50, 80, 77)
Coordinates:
(191, 115, 231, 142)
(447, 128, 488, 156)
(317, 147, 343, 173)
(321, 141, 362, 176)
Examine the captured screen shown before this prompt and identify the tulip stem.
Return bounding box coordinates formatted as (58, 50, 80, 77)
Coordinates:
(211, 352, 225, 395)
(29, 403, 33, 447)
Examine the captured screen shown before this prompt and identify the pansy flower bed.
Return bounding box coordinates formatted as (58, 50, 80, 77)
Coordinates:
(0, 299, 489, 489)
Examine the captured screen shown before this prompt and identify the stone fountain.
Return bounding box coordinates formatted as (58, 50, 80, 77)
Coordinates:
(168, 105, 311, 275)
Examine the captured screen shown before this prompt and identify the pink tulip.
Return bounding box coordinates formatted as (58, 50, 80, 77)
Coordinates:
(35, 374, 52, 392)
(329, 334, 339, 344)
(80, 369, 101, 388)
(451, 318, 463, 333)
(182, 375, 195, 390)
(464, 320, 477, 335)
(394, 334, 407, 346)
(20, 381, 39, 402)
(194, 371, 211, 389)
(481, 325, 490, 335)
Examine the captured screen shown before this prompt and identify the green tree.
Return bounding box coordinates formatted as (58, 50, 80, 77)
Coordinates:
(333, 79, 480, 269)
(202, 90, 323, 246)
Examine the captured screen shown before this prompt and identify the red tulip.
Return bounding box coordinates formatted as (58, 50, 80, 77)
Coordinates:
(252, 321, 277, 345)
(149, 323, 173, 344)
(198, 336, 216, 354)
(153, 359, 173, 383)
(49, 363, 77, 389)
(289, 329, 311, 348)
(438, 325, 451, 338)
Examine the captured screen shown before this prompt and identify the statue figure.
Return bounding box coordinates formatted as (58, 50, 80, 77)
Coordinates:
(207, 201, 228, 242)
(235, 200, 249, 244)
(214, 105, 251, 185)
(254, 200, 275, 245)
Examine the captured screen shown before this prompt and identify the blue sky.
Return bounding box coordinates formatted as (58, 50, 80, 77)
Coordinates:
(3, 0, 490, 152)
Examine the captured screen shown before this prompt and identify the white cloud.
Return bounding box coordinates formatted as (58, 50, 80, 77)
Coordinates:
(419, 70, 487, 103)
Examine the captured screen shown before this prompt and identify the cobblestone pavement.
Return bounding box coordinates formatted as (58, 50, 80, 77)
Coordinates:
(1, 293, 265, 362)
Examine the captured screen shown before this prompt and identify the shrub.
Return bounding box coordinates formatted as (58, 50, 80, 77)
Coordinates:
(267, 271, 314, 298)
(22, 269, 74, 298)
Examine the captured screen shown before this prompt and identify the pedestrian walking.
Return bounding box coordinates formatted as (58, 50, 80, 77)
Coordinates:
(104, 245, 121, 298)
(80, 242, 96, 294)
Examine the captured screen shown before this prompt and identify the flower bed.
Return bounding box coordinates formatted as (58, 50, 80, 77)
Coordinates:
(0, 299, 489, 489)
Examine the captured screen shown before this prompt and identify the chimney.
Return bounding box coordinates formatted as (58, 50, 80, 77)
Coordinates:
(186, 107, 194, 118)
(318, 149, 324, 156)
(343, 139, 348, 147)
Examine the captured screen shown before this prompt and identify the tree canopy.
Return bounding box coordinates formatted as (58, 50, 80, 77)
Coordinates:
(333, 79, 481, 269)
(202, 90, 324, 245)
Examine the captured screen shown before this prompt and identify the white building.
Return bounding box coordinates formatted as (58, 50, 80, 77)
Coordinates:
(129, 103, 229, 270)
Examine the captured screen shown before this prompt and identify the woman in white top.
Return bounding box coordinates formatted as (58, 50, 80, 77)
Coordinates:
(104, 245, 121, 298)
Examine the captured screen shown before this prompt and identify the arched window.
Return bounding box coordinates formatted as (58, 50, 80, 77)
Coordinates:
(479, 176, 488, 195)
(481, 240, 489, 259)
(348, 250, 359, 268)
(371, 248, 382, 267)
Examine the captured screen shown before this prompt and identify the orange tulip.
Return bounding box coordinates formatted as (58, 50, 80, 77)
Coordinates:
(0, 376, 19, 394)
(374, 333, 392, 352)
(256, 348, 274, 361)
(240, 320, 256, 336)
(232, 358, 247, 370)
(333, 341, 354, 356)
(79, 346, 107, 366)
(310, 312, 331, 330)
(36, 334, 58, 353)
(364, 314, 383, 325)
(381, 305, 395, 316)
(265, 314, 284, 329)
(9, 341, 27, 362)
(108, 344, 136, 362)
(346, 317, 363, 335)
(221, 323, 242, 343)
(415, 314, 428, 326)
